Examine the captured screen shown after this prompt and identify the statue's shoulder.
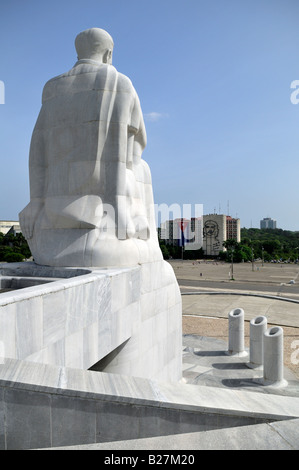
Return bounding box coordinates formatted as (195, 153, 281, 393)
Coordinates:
(41, 70, 72, 98)
(103, 65, 136, 92)
(44, 70, 70, 86)
(115, 69, 135, 92)
(41, 73, 66, 102)
(42, 61, 103, 90)
(40, 64, 137, 102)
(116, 69, 132, 84)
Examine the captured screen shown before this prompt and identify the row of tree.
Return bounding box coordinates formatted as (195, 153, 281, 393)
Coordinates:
(1, 227, 298, 264)
(0, 232, 31, 263)
(159, 228, 299, 263)
(239, 228, 299, 262)
(160, 241, 204, 260)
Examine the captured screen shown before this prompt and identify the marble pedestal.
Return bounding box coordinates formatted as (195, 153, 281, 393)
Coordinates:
(0, 260, 182, 383)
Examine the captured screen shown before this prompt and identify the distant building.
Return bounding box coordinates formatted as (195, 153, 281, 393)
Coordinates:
(226, 216, 241, 242)
(260, 217, 277, 229)
(203, 214, 227, 256)
(160, 219, 182, 247)
(0, 220, 21, 235)
(6, 225, 22, 236)
(160, 213, 240, 256)
(186, 217, 203, 250)
(160, 218, 203, 249)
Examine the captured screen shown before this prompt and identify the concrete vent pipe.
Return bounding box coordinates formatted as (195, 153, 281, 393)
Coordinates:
(247, 316, 267, 369)
(263, 326, 287, 387)
(228, 308, 247, 357)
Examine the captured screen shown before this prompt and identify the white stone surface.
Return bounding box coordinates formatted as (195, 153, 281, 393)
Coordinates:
(1, 353, 298, 449)
(19, 28, 162, 268)
(0, 357, 299, 424)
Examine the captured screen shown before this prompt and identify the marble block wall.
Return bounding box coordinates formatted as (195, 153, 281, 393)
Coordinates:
(0, 261, 182, 383)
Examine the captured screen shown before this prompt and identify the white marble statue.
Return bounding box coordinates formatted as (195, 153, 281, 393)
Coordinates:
(19, 28, 162, 267)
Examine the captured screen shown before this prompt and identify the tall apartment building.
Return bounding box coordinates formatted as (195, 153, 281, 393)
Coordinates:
(226, 216, 241, 242)
(260, 217, 277, 229)
(160, 217, 203, 249)
(160, 219, 183, 247)
(186, 217, 203, 250)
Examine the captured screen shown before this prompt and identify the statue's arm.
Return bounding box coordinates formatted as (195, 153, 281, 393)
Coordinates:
(19, 126, 45, 239)
(127, 90, 146, 164)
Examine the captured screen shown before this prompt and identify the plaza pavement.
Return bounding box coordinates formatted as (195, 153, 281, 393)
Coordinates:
(168, 260, 299, 328)
(168, 259, 299, 285)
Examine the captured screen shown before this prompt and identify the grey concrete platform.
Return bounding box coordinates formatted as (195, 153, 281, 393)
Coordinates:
(49, 418, 299, 450)
(45, 334, 299, 450)
(1, 261, 298, 449)
(182, 334, 299, 397)
(1, 332, 298, 450)
(44, 335, 299, 451)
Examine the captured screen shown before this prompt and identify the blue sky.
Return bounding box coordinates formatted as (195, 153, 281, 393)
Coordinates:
(1, 0, 299, 230)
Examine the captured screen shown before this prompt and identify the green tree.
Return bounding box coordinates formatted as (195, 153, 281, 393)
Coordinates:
(223, 239, 239, 250)
(3, 252, 25, 263)
(222, 240, 253, 263)
(0, 232, 31, 262)
(160, 243, 170, 260)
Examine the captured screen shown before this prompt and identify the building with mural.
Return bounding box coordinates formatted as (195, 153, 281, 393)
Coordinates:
(202, 214, 226, 256)
(160, 213, 240, 257)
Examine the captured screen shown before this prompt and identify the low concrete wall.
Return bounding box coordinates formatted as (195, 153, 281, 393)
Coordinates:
(1, 358, 299, 450)
(0, 261, 182, 382)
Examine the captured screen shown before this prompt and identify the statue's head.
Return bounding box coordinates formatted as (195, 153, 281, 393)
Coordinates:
(75, 28, 114, 64)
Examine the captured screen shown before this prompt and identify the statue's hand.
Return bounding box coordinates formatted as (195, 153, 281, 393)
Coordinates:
(19, 207, 34, 240)
(133, 215, 150, 240)
(19, 199, 43, 240)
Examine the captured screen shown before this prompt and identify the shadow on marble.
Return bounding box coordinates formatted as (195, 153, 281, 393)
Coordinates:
(184, 347, 227, 357)
(222, 378, 264, 389)
(212, 362, 250, 370)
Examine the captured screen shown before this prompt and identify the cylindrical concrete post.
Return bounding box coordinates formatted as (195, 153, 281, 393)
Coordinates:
(248, 316, 267, 368)
(263, 326, 287, 386)
(228, 308, 247, 356)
